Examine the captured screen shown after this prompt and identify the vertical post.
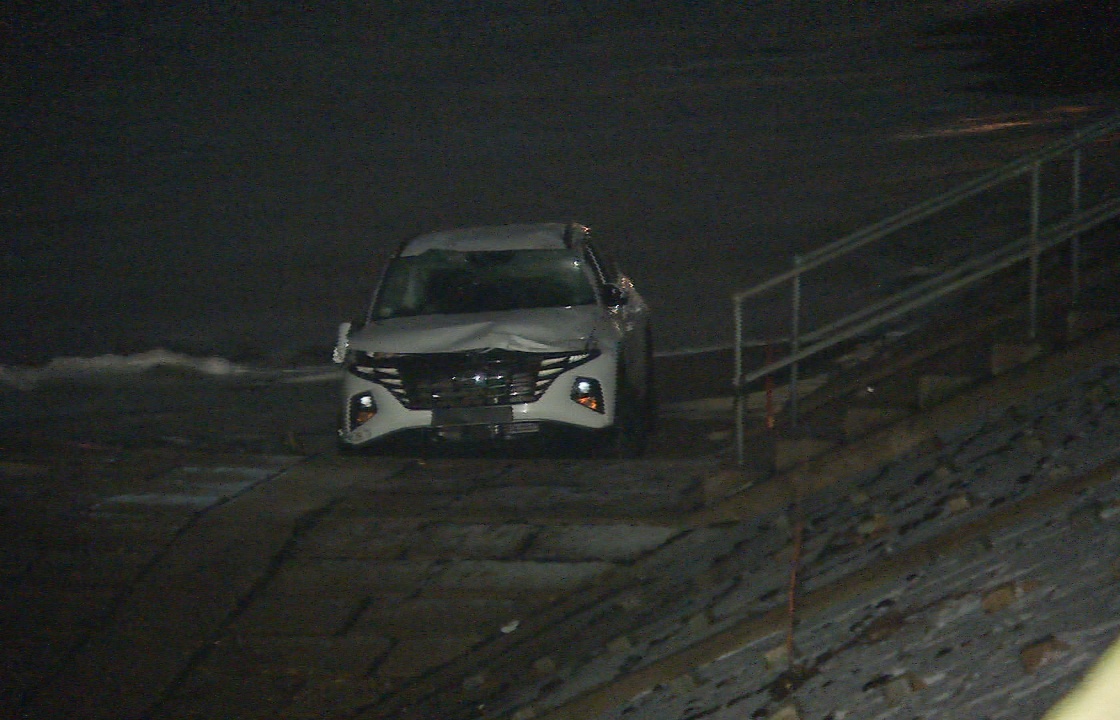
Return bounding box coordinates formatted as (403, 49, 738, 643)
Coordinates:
(1070, 148, 1082, 304)
(789, 255, 803, 427)
(734, 297, 745, 466)
(1029, 161, 1041, 340)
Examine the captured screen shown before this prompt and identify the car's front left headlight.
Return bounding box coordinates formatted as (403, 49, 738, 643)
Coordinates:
(571, 376, 605, 413)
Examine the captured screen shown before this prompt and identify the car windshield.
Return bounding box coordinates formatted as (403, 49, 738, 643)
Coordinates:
(372, 248, 598, 319)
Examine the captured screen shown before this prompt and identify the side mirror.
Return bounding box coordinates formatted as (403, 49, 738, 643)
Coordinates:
(332, 321, 352, 364)
(602, 283, 629, 308)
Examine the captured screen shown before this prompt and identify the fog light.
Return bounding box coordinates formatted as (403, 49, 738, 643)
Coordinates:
(349, 392, 377, 427)
(571, 377, 604, 413)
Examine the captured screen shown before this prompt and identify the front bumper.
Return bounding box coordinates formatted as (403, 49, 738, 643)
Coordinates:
(338, 351, 618, 448)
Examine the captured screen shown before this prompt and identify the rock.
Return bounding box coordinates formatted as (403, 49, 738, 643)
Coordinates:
(990, 342, 1042, 376)
(844, 407, 908, 439)
(773, 543, 796, 564)
(1021, 432, 1046, 452)
(774, 438, 835, 472)
(982, 580, 1038, 613)
(771, 701, 802, 720)
(667, 672, 699, 696)
(686, 610, 713, 635)
(532, 656, 557, 676)
(882, 672, 926, 706)
(849, 490, 871, 507)
(860, 611, 905, 644)
(511, 708, 538, 720)
(1021, 636, 1070, 673)
(765, 642, 794, 670)
(702, 467, 751, 504)
(607, 635, 633, 654)
(934, 464, 955, 481)
(945, 493, 972, 514)
(692, 567, 724, 591)
(918, 374, 973, 408)
(857, 514, 890, 537)
(462, 672, 487, 690)
(981, 583, 1019, 614)
(1049, 464, 1072, 480)
(1099, 501, 1120, 521)
(1068, 504, 1100, 530)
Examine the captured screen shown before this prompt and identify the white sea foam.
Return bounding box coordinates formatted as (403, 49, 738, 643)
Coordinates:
(0, 349, 242, 391)
(1, 344, 741, 392)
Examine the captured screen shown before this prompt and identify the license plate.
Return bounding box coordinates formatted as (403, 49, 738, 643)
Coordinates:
(431, 406, 514, 426)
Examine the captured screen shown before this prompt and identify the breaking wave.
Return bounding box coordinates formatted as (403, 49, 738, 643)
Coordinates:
(0, 349, 245, 391)
(0, 343, 743, 392)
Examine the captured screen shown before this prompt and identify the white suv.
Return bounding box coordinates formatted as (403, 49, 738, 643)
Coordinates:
(334, 223, 654, 455)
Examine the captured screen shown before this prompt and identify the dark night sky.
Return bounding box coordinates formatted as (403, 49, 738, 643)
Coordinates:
(1, 1, 1117, 365)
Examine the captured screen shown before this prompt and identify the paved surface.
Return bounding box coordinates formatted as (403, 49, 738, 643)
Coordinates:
(0, 443, 717, 719)
(3, 337, 1120, 719)
(0, 355, 728, 719)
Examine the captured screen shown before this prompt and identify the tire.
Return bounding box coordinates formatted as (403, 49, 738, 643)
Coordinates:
(606, 366, 647, 459)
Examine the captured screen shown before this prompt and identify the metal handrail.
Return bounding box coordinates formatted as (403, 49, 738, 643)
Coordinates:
(737, 197, 1120, 389)
(732, 115, 1120, 465)
(732, 115, 1120, 306)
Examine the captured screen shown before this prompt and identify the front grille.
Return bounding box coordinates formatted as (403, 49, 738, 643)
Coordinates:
(351, 349, 596, 410)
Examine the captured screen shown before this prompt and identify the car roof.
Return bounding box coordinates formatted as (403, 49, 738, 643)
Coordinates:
(399, 223, 587, 257)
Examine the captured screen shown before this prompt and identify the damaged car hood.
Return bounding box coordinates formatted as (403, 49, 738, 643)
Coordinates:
(351, 306, 610, 354)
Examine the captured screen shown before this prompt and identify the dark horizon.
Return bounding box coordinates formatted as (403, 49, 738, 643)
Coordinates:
(2, 1, 1117, 366)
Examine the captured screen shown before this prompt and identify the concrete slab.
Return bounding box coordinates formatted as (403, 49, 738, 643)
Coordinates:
(430, 560, 615, 593)
(990, 341, 1043, 375)
(355, 597, 524, 637)
(413, 523, 536, 560)
(774, 437, 836, 472)
(101, 458, 303, 508)
(917, 374, 974, 409)
(376, 633, 486, 679)
(333, 491, 460, 517)
(19, 457, 364, 720)
(701, 466, 759, 506)
(102, 492, 224, 508)
(843, 406, 910, 439)
(292, 517, 421, 560)
(525, 525, 680, 562)
(150, 634, 393, 720)
(234, 592, 368, 636)
(660, 397, 735, 420)
(269, 559, 435, 596)
(1066, 308, 1117, 341)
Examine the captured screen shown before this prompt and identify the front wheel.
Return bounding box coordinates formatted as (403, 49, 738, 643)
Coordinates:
(603, 368, 647, 458)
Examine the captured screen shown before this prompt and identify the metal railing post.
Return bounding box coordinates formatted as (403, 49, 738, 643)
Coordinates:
(789, 255, 803, 427)
(1071, 148, 1083, 303)
(1029, 161, 1042, 340)
(734, 298, 744, 466)
(728, 115, 1120, 465)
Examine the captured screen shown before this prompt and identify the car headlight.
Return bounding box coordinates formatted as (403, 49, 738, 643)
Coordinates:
(349, 392, 377, 427)
(571, 376, 604, 413)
